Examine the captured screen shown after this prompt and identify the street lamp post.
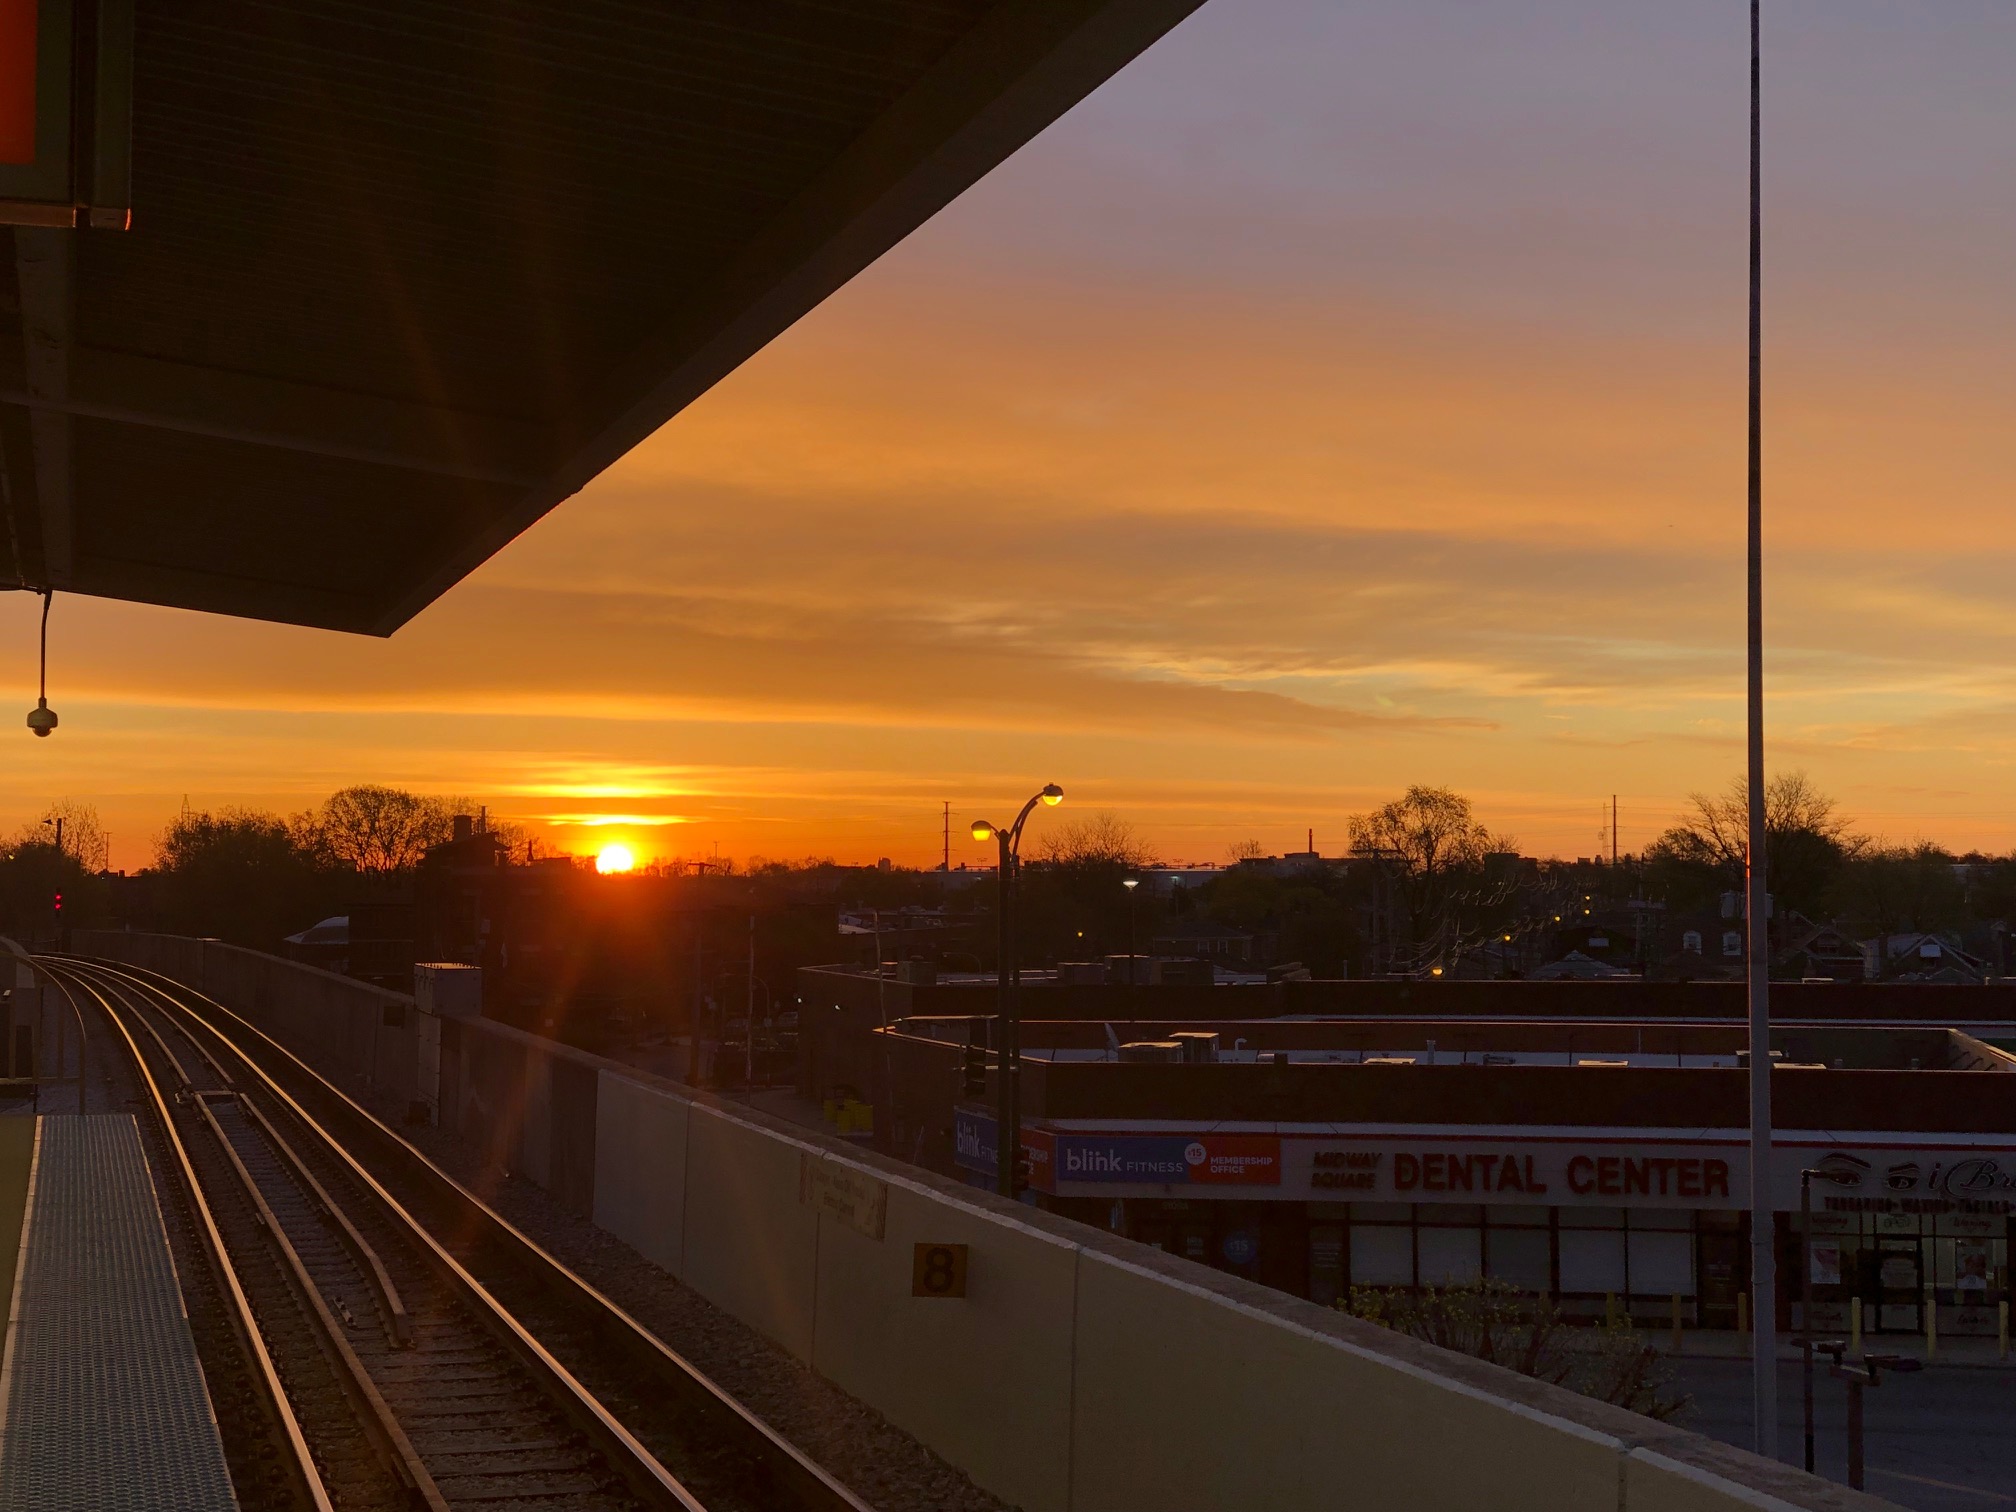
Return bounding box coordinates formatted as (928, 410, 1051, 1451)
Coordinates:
(1814, 1342, 1920, 1490)
(972, 783, 1063, 1199)
(1123, 877, 1140, 1020)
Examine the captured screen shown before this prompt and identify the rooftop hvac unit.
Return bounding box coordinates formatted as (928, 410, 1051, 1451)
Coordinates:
(896, 959, 940, 986)
(1170, 1031, 1220, 1064)
(1118, 1041, 1184, 1064)
(1104, 954, 1152, 985)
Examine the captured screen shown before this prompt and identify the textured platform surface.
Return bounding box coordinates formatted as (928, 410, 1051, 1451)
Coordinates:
(0, 1115, 236, 1510)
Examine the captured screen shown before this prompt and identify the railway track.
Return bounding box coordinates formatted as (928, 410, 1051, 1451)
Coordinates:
(40, 955, 873, 1512)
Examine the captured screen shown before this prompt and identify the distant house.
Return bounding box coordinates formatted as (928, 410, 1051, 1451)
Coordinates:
(1861, 932, 1992, 984)
(1151, 916, 1257, 964)
(1776, 919, 1867, 982)
(1647, 912, 1743, 981)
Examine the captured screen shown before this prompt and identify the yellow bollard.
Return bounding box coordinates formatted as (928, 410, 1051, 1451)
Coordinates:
(1737, 1292, 1749, 1351)
(1671, 1293, 1683, 1355)
(2000, 1300, 2009, 1361)
(1925, 1288, 1937, 1361)
(1850, 1299, 1862, 1355)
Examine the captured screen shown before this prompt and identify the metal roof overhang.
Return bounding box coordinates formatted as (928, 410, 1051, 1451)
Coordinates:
(0, 0, 1202, 634)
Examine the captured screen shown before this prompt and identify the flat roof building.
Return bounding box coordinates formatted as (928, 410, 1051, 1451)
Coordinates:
(862, 1006, 2016, 1343)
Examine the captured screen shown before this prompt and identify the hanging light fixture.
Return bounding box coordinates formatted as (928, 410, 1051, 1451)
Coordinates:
(26, 589, 56, 736)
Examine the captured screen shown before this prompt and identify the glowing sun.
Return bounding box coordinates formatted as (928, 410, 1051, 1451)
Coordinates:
(595, 842, 636, 874)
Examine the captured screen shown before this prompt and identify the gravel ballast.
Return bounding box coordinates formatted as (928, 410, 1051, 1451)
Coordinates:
(387, 1108, 1019, 1512)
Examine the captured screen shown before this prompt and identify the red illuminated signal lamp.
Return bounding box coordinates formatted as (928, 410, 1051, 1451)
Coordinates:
(52, 891, 62, 914)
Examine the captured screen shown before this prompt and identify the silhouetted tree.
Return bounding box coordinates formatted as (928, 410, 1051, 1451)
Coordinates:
(1645, 771, 1862, 923)
(1346, 786, 1514, 967)
(8, 799, 110, 872)
(153, 807, 338, 947)
(300, 785, 459, 873)
(1832, 842, 1963, 946)
(1017, 813, 1159, 963)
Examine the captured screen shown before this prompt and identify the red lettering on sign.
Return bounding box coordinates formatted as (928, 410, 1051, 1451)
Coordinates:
(1677, 1160, 1701, 1198)
(1423, 1153, 1446, 1192)
(1597, 1156, 1622, 1196)
(1499, 1155, 1523, 1192)
(1448, 1154, 1474, 1192)
(1568, 1156, 1595, 1195)
(1524, 1156, 1547, 1194)
(1624, 1158, 1650, 1196)
(1650, 1158, 1676, 1195)
(1395, 1153, 1419, 1190)
(1705, 1159, 1730, 1198)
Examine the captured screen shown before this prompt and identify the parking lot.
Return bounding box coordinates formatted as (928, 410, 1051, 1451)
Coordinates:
(1672, 1357, 2016, 1510)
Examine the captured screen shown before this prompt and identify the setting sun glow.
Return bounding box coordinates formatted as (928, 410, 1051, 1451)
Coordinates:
(594, 843, 636, 875)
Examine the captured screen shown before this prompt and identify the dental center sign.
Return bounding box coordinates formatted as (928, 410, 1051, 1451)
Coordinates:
(1285, 1139, 2016, 1210)
(1287, 1141, 1736, 1207)
(1001, 1128, 2016, 1211)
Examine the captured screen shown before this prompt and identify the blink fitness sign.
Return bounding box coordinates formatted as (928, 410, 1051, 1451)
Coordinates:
(954, 1111, 1280, 1191)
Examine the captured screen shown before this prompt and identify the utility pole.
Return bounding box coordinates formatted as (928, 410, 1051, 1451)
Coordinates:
(942, 801, 950, 872)
(745, 914, 756, 1099)
(1743, 0, 1778, 1458)
(689, 913, 704, 1086)
(1611, 795, 1618, 869)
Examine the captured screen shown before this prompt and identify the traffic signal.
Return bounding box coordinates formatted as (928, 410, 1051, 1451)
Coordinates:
(51, 891, 61, 915)
(961, 1044, 986, 1097)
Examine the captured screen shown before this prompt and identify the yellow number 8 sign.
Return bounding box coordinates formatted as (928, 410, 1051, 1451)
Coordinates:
(912, 1243, 969, 1298)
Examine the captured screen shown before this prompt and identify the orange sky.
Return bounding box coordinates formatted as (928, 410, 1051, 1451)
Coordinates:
(7, 0, 2016, 873)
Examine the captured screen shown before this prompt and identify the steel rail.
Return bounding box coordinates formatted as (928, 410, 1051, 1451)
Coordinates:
(28, 954, 90, 1114)
(40, 963, 334, 1512)
(73, 953, 874, 1512)
(93, 964, 418, 1349)
(75, 962, 448, 1512)
(58, 957, 713, 1512)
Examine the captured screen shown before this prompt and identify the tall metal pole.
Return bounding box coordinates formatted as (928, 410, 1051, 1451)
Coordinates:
(994, 830, 1015, 1197)
(1744, 0, 1779, 1459)
(1800, 1170, 1815, 1473)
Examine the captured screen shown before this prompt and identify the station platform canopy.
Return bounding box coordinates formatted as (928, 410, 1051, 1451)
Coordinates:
(0, 1, 1200, 634)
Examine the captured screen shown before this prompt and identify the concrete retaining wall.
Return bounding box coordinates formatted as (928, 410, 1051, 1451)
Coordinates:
(75, 931, 1893, 1512)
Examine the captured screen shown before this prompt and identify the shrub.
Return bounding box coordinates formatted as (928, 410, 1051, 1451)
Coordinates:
(1340, 1278, 1690, 1421)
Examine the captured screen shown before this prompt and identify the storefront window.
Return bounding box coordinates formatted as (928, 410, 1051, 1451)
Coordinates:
(1351, 1222, 1413, 1286)
(1418, 1226, 1482, 1286)
(1626, 1227, 1695, 1297)
(1559, 1226, 1627, 1295)
(1485, 1226, 1551, 1291)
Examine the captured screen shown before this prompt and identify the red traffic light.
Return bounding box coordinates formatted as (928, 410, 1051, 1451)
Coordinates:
(52, 892, 61, 913)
